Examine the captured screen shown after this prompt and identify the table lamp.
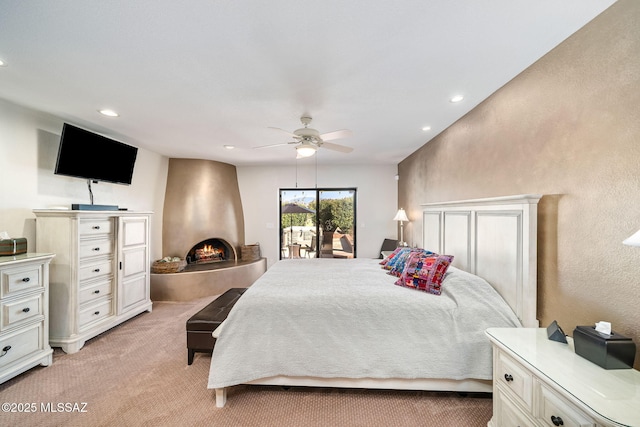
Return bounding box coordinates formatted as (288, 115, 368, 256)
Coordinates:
(393, 208, 409, 247)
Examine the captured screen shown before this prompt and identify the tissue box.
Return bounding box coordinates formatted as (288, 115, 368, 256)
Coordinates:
(0, 238, 27, 256)
(573, 326, 636, 369)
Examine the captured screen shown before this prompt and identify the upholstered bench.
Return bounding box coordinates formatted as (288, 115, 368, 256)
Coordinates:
(186, 288, 247, 365)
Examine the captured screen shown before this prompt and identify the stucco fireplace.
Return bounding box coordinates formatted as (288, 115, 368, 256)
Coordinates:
(150, 158, 266, 301)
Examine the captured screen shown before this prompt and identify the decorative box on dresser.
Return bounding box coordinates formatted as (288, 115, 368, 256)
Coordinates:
(486, 327, 640, 427)
(34, 210, 153, 354)
(0, 253, 55, 384)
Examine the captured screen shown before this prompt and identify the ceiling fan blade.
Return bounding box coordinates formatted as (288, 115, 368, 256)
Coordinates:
(253, 142, 296, 149)
(320, 141, 353, 153)
(268, 127, 300, 139)
(318, 129, 353, 141)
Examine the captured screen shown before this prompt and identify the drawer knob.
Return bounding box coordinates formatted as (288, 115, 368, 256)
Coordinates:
(93, 247, 101, 251)
(92, 225, 101, 230)
(0, 345, 11, 357)
(504, 374, 514, 382)
(94, 311, 100, 315)
(93, 268, 101, 273)
(22, 307, 30, 313)
(22, 277, 30, 282)
(94, 290, 100, 294)
(551, 415, 564, 426)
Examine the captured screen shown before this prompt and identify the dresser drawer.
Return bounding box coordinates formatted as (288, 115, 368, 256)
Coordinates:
(79, 299, 113, 330)
(535, 381, 596, 427)
(1, 293, 42, 331)
(495, 349, 534, 410)
(79, 238, 113, 259)
(0, 322, 43, 368)
(78, 219, 113, 237)
(1, 264, 41, 298)
(78, 259, 113, 283)
(79, 280, 113, 305)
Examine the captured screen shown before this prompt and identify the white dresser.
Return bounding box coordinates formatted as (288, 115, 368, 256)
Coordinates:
(486, 327, 640, 427)
(0, 253, 55, 384)
(34, 210, 152, 354)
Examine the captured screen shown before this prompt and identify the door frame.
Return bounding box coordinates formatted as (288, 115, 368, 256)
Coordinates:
(279, 187, 357, 260)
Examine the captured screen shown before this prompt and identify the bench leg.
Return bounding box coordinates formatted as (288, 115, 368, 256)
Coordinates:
(188, 349, 195, 365)
(215, 388, 227, 408)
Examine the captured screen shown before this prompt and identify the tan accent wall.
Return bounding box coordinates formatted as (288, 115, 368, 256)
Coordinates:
(162, 158, 245, 258)
(398, 1, 640, 366)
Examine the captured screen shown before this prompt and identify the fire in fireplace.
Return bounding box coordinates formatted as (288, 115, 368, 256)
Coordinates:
(186, 238, 234, 265)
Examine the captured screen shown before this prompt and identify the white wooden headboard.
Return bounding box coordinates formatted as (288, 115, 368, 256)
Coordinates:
(421, 194, 541, 328)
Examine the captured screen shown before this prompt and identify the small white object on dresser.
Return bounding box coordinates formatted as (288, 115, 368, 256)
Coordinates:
(0, 253, 55, 384)
(34, 210, 153, 354)
(486, 327, 640, 427)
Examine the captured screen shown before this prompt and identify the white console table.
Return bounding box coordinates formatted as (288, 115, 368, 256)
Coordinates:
(486, 328, 640, 427)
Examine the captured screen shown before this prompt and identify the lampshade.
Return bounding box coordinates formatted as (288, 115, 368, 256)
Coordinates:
(623, 229, 640, 247)
(296, 142, 317, 158)
(393, 208, 409, 222)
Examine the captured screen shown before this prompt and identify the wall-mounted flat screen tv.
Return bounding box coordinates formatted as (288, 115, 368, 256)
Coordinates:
(55, 123, 138, 185)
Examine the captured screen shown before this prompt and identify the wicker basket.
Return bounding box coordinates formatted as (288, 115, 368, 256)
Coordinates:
(151, 259, 187, 274)
(241, 243, 261, 261)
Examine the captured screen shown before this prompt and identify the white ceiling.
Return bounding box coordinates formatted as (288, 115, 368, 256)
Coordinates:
(0, 0, 615, 166)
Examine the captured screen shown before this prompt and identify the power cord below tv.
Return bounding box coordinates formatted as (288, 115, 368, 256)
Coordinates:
(70, 180, 119, 211)
(86, 179, 96, 205)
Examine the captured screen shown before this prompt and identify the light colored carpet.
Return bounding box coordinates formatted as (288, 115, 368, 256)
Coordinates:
(0, 296, 492, 426)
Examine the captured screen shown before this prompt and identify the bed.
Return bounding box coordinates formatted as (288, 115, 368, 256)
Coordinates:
(208, 194, 542, 407)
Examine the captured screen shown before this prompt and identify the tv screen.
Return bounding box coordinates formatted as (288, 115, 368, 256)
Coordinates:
(55, 123, 138, 185)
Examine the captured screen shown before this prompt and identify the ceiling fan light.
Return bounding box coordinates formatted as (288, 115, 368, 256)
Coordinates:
(296, 144, 317, 157)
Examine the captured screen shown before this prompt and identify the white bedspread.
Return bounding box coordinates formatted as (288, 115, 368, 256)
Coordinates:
(208, 258, 521, 389)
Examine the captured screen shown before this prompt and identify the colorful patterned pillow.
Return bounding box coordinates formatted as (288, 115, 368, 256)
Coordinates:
(394, 252, 454, 295)
(386, 248, 435, 277)
(380, 246, 404, 266)
(381, 247, 411, 270)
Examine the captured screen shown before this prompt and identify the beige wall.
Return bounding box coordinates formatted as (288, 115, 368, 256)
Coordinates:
(398, 1, 640, 366)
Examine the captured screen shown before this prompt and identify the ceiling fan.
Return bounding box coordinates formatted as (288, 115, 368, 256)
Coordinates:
(255, 116, 353, 158)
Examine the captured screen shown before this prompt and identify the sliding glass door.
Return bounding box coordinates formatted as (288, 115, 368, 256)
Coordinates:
(280, 188, 356, 260)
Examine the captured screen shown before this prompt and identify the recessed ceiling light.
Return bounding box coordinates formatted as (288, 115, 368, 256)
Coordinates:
(98, 109, 119, 117)
(0, 59, 7, 67)
(422, 126, 431, 131)
(224, 145, 235, 150)
(450, 95, 464, 103)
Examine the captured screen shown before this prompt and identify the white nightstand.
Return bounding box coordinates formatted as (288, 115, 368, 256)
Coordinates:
(0, 253, 55, 384)
(486, 327, 640, 427)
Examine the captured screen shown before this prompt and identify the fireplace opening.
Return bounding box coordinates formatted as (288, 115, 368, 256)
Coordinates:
(186, 238, 236, 265)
